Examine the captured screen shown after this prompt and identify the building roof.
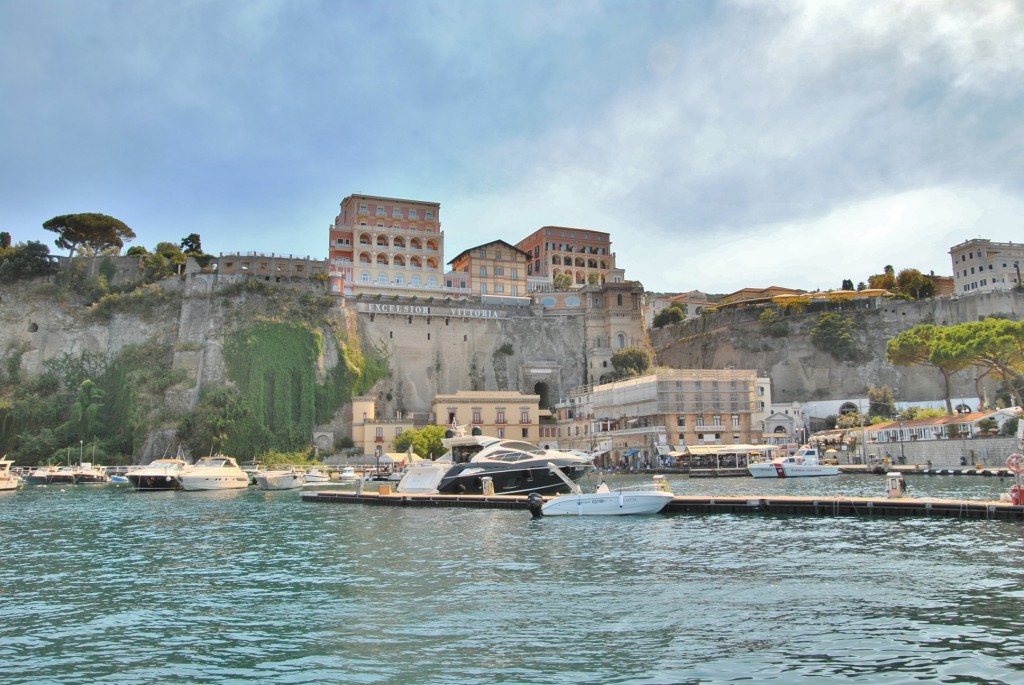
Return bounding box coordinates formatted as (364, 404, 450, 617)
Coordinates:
(447, 239, 531, 265)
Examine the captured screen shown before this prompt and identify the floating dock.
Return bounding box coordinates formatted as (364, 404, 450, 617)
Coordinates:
(302, 490, 1024, 521)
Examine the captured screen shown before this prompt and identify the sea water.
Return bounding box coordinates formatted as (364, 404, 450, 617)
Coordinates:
(2, 474, 1023, 684)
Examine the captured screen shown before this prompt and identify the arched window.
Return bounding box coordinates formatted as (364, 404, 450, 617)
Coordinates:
(616, 333, 626, 348)
(360, 271, 371, 283)
(427, 276, 438, 287)
(378, 272, 388, 285)
(394, 274, 404, 285)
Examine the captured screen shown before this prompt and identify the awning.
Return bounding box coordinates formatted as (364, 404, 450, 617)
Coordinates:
(623, 449, 639, 456)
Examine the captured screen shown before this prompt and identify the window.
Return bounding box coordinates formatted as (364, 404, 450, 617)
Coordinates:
(496, 408, 507, 424)
(394, 274, 404, 285)
(377, 273, 387, 284)
(732, 415, 740, 428)
(497, 427, 505, 438)
(376, 206, 385, 217)
(359, 204, 368, 214)
(375, 427, 383, 442)
(713, 415, 722, 426)
(520, 409, 530, 424)
(427, 276, 438, 287)
(393, 208, 403, 218)
(480, 266, 487, 277)
(472, 408, 482, 425)
(494, 267, 504, 276)
(522, 428, 530, 439)
(395, 427, 403, 437)
(495, 284, 504, 293)
(677, 416, 686, 427)
(409, 209, 418, 219)
(425, 210, 434, 219)
(360, 271, 371, 283)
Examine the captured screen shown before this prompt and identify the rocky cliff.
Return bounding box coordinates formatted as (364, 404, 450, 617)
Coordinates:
(650, 291, 1024, 405)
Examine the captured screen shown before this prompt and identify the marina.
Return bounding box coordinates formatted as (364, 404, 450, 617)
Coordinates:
(3, 473, 1024, 684)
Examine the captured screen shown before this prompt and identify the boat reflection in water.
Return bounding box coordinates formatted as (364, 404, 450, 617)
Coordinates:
(397, 426, 593, 496)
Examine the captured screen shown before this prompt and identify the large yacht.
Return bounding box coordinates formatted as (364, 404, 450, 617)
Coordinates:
(397, 428, 593, 495)
(177, 455, 251, 491)
(126, 458, 187, 491)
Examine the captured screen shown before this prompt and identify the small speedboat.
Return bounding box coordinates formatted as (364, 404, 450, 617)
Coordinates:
(529, 467, 674, 517)
(338, 467, 361, 483)
(304, 467, 332, 484)
(254, 468, 305, 491)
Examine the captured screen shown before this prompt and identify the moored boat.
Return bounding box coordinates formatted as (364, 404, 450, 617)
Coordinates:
(0, 457, 22, 491)
(25, 465, 61, 485)
(532, 471, 675, 517)
(73, 462, 111, 485)
(397, 427, 593, 496)
(126, 458, 187, 491)
(747, 446, 840, 478)
(303, 467, 332, 484)
(177, 455, 250, 491)
(254, 467, 306, 491)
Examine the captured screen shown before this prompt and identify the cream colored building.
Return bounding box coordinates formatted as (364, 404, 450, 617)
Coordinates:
(350, 395, 419, 458)
(432, 391, 544, 442)
(555, 369, 768, 467)
(949, 238, 1024, 295)
(328, 194, 444, 297)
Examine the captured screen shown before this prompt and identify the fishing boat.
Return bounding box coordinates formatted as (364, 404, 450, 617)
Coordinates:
(747, 446, 840, 478)
(397, 425, 593, 496)
(0, 457, 22, 491)
(529, 468, 674, 516)
(177, 455, 250, 491)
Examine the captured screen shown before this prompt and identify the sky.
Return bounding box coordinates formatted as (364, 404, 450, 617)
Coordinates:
(2, 0, 1023, 294)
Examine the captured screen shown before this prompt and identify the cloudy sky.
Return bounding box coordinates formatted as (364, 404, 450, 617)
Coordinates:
(2, 0, 1022, 294)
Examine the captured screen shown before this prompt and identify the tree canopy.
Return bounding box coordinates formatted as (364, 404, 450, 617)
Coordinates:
(393, 425, 448, 460)
(43, 213, 136, 258)
(887, 319, 1024, 413)
(180, 233, 203, 254)
(609, 347, 651, 380)
(0, 240, 59, 283)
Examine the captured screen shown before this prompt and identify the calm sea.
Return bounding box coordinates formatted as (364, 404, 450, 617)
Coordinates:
(2, 474, 1023, 685)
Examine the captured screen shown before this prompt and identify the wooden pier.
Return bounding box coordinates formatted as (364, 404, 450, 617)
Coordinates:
(302, 490, 1024, 521)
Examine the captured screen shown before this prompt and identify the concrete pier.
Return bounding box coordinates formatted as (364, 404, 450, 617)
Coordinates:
(301, 490, 1024, 521)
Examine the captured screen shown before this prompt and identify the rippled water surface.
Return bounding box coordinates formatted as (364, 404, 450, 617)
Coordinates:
(2, 474, 1024, 684)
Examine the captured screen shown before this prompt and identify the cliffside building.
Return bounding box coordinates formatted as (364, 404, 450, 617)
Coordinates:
(328, 194, 444, 297)
(949, 238, 1023, 295)
(432, 391, 544, 442)
(446, 240, 530, 302)
(515, 226, 625, 290)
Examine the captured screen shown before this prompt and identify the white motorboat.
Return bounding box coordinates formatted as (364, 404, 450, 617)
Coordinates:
(254, 467, 306, 491)
(303, 467, 332, 484)
(338, 466, 361, 483)
(177, 455, 250, 491)
(747, 446, 840, 478)
(530, 467, 674, 516)
(1, 457, 22, 491)
(397, 426, 593, 496)
(126, 458, 187, 491)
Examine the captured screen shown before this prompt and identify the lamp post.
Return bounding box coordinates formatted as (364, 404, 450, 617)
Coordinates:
(79, 439, 83, 464)
(898, 418, 906, 464)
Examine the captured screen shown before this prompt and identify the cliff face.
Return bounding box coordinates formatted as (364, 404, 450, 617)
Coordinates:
(650, 291, 1024, 405)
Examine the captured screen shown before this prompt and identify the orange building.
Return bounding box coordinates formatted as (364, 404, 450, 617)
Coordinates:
(328, 194, 444, 296)
(516, 226, 624, 290)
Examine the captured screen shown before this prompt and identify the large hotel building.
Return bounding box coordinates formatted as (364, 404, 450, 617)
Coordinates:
(328, 194, 445, 297)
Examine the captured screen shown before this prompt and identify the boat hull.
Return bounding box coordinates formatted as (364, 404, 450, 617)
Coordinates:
(255, 471, 305, 491)
(781, 465, 841, 477)
(541, 491, 674, 516)
(127, 474, 183, 491)
(748, 462, 784, 478)
(178, 475, 250, 491)
(437, 461, 593, 496)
